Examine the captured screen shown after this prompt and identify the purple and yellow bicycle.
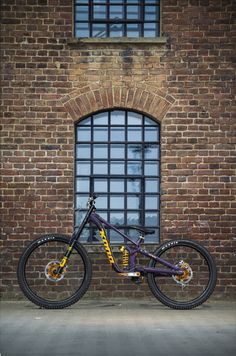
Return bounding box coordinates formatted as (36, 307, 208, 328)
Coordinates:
(18, 195, 217, 309)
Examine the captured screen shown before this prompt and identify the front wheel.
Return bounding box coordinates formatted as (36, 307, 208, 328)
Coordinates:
(147, 240, 217, 309)
(17, 234, 92, 309)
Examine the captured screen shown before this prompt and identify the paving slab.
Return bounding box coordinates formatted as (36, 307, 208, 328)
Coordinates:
(0, 299, 236, 356)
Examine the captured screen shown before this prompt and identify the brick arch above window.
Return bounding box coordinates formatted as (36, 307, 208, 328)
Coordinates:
(61, 84, 175, 123)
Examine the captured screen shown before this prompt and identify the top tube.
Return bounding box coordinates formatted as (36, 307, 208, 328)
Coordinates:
(89, 212, 139, 246)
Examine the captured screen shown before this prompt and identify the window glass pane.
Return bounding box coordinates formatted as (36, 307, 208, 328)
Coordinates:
(109, 229, 124, 243)
(127, 5, 140, 20)
(76, 144, 90, 159)
(75, 195, 88, 209)
(144, 23, 156, 37)
(97, 212, 108, 221)
(93, 5, 106, 19)
(144, 144, 159, 159)
(76, 178, 89, 192)
(128, 127, 142, 141)
(128, 144, 142, 159)
(75, 23, 89, 37)
(127, 195, 140, 209)
(93, 112, 108, 125)
(94, 178, 108, 192)
(144, 116, 155, 125)
(93, 144, 108, 158)
(110, 179, 124, 192)
(145, 126, 159, 141)
(128, 112, 142, 125)
(144, 162, 159, 176)
(80, 117, 91, 125)
(110, 144, 125, 159)
(92, 24, 107, 38)
(127, 212, 141, 225)
(145, 196, 159, 210)
(127, 162, 142, 175)
(145, 178, 159, 193)
(94, 127, 108, 141)
(110, 212, 124, 225)
(75, 6, 88, 21)
(127, 23, 140, 37)
(109, 5, 123, 19)
(110, 161, 125, 174)
(95, 195, 108, 209)
(77, 127, 91, 141)
(76, 162, 91, 176)
(75, 210, 87, 226)
(93, 161, 108, 174)
(110, 195, 124, 209)
(127, 179, 141, 192)
(110, 23, 124, 37)
(145, 211, 159, 226)
(110, 127, 125, 141)
(110, 110, 125, 125)
(145, 6, 156, 20)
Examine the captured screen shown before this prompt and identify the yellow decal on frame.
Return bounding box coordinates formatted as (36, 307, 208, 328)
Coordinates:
(100, 229, 115, 264)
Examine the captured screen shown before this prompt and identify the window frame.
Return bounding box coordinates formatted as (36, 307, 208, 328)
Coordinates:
(74, 1, 161, 39)
(74, 109, 161, 245)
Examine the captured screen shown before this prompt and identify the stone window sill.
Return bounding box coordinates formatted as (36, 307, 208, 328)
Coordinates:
(67, 37, 168, 46)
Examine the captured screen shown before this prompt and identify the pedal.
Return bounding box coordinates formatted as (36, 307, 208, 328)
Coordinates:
(131, 276, 143, 285)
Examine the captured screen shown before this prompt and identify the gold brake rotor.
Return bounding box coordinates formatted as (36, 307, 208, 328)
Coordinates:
(45, 260, 66, 282)
(173, 261, 193, 286)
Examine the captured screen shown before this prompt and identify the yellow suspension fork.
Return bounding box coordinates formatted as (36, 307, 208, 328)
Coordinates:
(57, 243, 74, 274)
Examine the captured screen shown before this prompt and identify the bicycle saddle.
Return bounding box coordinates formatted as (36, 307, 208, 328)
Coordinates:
(127, 225, 155, 235)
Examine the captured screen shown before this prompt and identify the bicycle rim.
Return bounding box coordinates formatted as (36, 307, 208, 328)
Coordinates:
(148, 241, 216, 309)
(22, 239, 87, 304)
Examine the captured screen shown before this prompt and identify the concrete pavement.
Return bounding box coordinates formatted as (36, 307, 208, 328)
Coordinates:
(0, 299, 236, 356)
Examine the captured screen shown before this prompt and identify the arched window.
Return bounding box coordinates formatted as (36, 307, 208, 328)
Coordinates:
(75, 110, 160, 243)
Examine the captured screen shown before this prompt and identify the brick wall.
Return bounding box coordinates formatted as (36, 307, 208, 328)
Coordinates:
(0, 0, 235, 300)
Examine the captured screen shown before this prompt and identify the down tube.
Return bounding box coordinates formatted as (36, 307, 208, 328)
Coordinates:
(89, 213, 122, 270)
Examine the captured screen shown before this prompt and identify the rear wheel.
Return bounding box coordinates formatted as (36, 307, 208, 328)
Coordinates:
(17, 234, 92, 309)
(147, 240, 217, 309)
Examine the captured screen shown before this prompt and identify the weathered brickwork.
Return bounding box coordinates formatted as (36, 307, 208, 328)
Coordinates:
(0, 0, 235, 299)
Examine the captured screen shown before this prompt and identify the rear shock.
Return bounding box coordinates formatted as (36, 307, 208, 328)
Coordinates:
(120, 246, 129, 269)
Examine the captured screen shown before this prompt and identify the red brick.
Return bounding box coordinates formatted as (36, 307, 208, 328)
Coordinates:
(0, 0, 235, 300)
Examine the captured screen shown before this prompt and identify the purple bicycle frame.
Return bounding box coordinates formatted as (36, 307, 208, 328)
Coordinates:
(89, 212, 183, 277)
